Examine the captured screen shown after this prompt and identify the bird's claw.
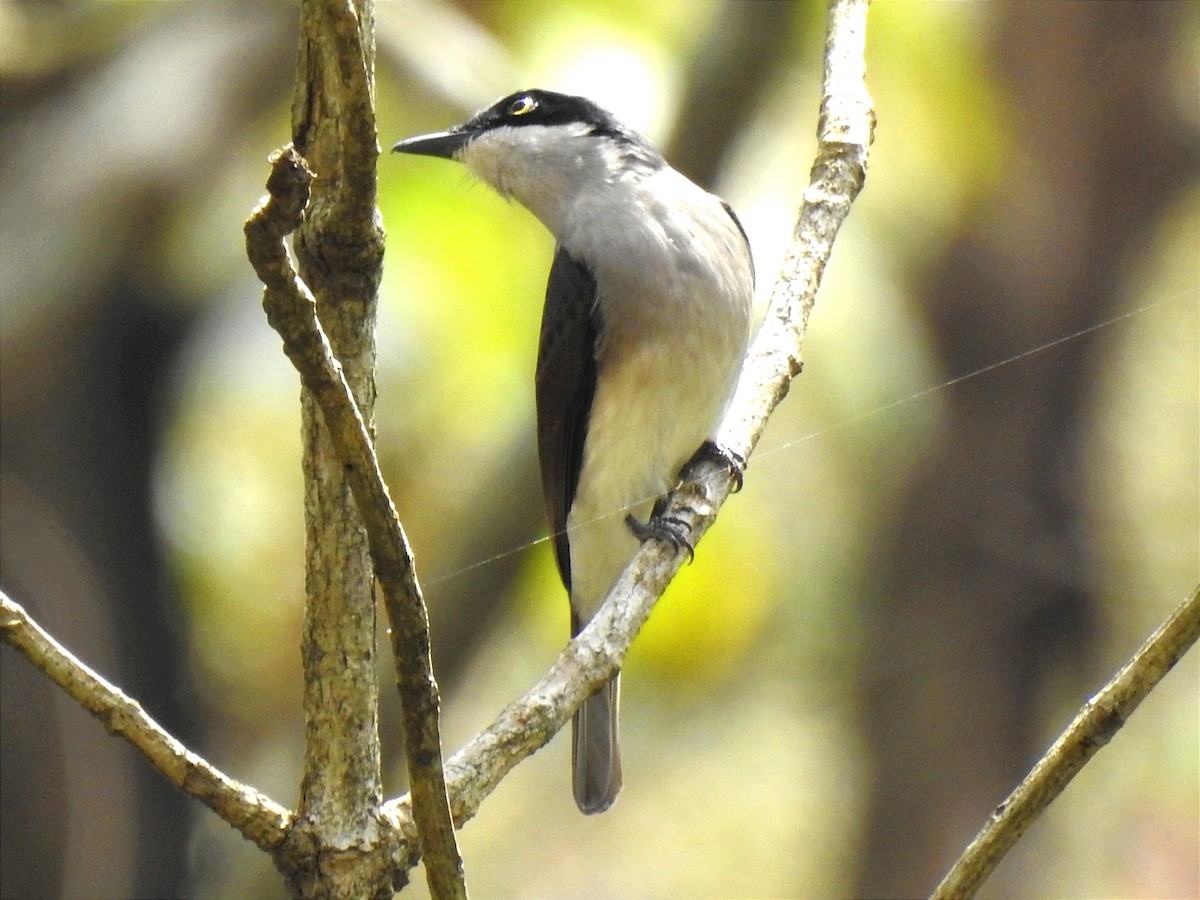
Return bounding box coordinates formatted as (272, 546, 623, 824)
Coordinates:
(625, 513, 695, 563)
(692, 440, 746, 492)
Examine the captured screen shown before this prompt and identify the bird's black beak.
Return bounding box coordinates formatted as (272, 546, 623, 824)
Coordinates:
(391, 129, 472, 160)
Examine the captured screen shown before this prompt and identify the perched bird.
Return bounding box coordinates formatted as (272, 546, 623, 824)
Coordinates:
(394, 89, 753, 814)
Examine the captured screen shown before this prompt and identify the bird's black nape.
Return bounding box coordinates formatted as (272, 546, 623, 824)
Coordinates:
(392, 89, 664, 167)
(462, 89, 653, 153)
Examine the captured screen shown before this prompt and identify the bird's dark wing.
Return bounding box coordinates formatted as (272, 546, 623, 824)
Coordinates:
(535, 246, 599, 593)
(721, 199, 755, 285)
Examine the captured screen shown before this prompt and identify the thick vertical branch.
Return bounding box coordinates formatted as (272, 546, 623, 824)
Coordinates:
(291, 6, 386, 887)
(281, 1, 464, 896)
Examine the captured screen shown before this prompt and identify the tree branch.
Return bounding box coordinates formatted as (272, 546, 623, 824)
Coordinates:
(244, 142, 464, 897)
(0, 590, 293, 853)
(932, 583, 1200, 899)
(380, 0, 875, 848)
(289, 3, 392, 895)
(284, 1, 464, 895)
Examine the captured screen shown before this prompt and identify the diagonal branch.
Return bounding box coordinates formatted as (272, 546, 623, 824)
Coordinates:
(932, 584, 1200, 899)
(618, 0, 875, 581)
(380, 0, 875, 848)
(244, 143, 464, 898)
(0, 590, 293, 852)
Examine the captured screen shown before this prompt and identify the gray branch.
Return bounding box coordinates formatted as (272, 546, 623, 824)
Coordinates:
(254, 0, 465, 894)
(245, 141, 463, 898)
(0, 590, 294, 852)
(932, 584, 1200, 898)
(380, 0, 875, 841)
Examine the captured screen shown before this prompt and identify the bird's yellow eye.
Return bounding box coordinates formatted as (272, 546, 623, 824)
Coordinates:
(507, 95, 537, 117)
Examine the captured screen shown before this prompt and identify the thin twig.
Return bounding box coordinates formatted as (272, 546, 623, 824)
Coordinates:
(244, 144, 464, 898)
(932, 583, 1200, 899)
(381, 0, 875, 845)
(0, 590, 294, 851)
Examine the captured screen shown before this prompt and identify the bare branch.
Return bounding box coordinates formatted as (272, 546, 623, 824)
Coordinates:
(290, 7, 389, 891)
(244, 141, 463, 898)
(721, 0, 874, 465)
(381, 0, 876, 839)
(280, 1, 465, 895)
(0, 590, 293, 852)
(932, 584, 1200, 899)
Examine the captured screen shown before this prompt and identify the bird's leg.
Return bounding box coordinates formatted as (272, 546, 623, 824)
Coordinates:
(687, 440, 746, 492)
(625, 500, 695, 563)
(624, 441, 747, 561)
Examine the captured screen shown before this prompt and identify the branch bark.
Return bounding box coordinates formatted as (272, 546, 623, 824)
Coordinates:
(288, 0, 390, 890)
(245, 141, 463, 898)
(0, 590, 293, 852)
(259, 0, 463, 896)
(932, 583, 1200, 899)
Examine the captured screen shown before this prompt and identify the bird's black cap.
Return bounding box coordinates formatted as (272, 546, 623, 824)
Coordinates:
(392, 89, 658, 162)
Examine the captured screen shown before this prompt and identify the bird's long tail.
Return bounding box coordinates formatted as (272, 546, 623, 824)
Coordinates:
(572, 674, 622, 814)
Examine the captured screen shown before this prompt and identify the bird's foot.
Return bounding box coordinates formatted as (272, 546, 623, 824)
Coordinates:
(625, 507, 695, 563)
(688, 440, 747, 492)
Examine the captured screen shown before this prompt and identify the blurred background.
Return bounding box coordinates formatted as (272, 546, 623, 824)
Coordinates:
(1, 1, 1197, 898)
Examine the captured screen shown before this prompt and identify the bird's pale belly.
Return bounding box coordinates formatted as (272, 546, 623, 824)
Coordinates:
(566, 330, 738, 616)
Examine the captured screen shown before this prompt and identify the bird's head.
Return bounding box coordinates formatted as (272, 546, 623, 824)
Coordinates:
(393, 90, 664, 232)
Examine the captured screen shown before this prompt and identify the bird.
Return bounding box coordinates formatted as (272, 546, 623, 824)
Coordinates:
(393, 89, 753, 814)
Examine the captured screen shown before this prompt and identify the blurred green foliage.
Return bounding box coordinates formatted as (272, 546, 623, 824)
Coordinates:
(1, 1, 1195, 898)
